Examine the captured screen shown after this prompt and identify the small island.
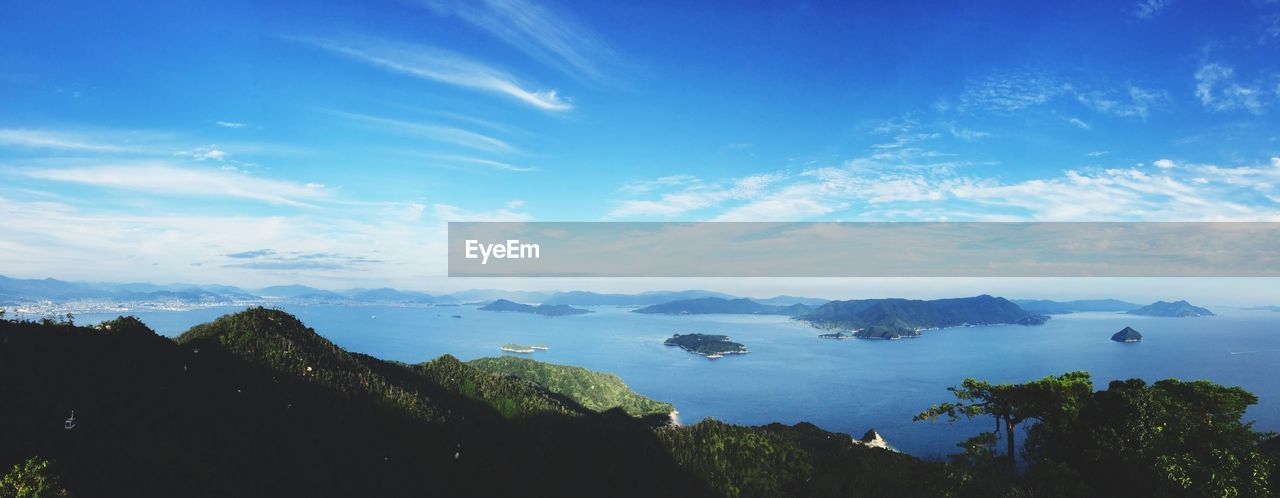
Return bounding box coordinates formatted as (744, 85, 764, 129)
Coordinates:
(1111, 326, 1143, 343)
(853, 325, 921, 340)
(664, 333, 748, 359)
(480, 299, 592, 316)
(818, 331, 853, 340)
(1126, 300, 1214, 317)
(501, 343, 536, 353)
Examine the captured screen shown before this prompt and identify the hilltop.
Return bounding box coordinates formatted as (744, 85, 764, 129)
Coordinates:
(468, 356, 673, 419)
(1, 308, 938, 497)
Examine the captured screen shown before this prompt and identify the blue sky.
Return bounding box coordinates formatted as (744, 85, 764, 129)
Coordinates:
(1, 0, 1279, 293)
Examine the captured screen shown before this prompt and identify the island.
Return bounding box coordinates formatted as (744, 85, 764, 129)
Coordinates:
(479, 298, 591, 316)
(853, 324, 921, 340)
(818, 331, 853, 340)
(634, 297, 811, 316)
(1111, 326, 1143, 343)
(664, 333, 748, 359)
(797, 295, 1049, 337)
(1125, 300, 1215, 317)
(501, 343, 538, 353)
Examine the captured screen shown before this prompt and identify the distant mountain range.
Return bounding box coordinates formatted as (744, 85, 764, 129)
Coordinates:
(633, 297, 812, 316)
(1126, 300, 1215, 317)
(1013, 299, 1142, 314)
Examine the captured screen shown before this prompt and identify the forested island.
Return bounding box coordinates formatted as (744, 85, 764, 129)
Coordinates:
(664, 333, 749, 358)
(1126, 300, 1215, 317)
(635, 297, 811, 316)
(1, 309, 1276, 497)
(796, 295, 1049, 339)
(478, 299, 591, 316)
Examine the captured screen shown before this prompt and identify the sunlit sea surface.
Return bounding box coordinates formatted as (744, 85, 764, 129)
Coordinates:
(69, 305, 1280, 458)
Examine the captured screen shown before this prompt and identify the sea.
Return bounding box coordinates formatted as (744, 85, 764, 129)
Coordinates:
(66, 304, 1280, 458)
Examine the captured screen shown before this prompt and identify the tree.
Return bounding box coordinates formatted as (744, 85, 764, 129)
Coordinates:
(915, 372, 1093, 472)
(0, 456, 66, 498)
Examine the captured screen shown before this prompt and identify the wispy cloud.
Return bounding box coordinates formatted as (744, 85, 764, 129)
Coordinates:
(215, 121, 247, 128)
(434, 201, 533, 221)
(611, 150, 1280, 222)
(1068, 117, 1091, 130)
(419, 153, 533, 172)
(419, 0, 616, 84)
(23, 162, 328, 207)
(1194, 63, 1270, 114)
(1075, 85, 1166, 119)
(0, 128, 129, 153)
(1133, 0, 1173, 20)
(952, 72, 1166, 120)
(332, 111, 520, 154)
(608, 173, 782, 218)
(292, 35, 572, 111)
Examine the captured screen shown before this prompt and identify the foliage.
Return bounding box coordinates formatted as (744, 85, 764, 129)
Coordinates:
(800, 295, 1040, 331)
(0, 457, 66, 498)
(467, 356, 674, 418)
(664, 333, 747, 355)
(921, 373, 1276, 497)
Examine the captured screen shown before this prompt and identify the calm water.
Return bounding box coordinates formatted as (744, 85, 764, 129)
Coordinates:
(71, 305, 1280, 458)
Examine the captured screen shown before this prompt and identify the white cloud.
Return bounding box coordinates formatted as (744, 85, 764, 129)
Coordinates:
(433, 201, 532, 221)
(1133, 0, 1173, 20)
(333, 111, 519, 154)
(611, 153, 1280, 222)
(418, 154, 532, 172)
(1195, 63, 1268, 114)
(955, 73, 1165, 120)
(1068, 117, 1091, 130)
(0, 128, 128, 152)
(948, 127, 990, 140)
(293, 35, 572, 111)
(419, 0, 616, 84)
(23, 162, 328, 207)
(215, 121, 247, 128)
(1075, 85, 1165, 120)
(608, 173, 781, 218)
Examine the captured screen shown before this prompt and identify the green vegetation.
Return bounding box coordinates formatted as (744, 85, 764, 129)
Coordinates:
(917, 372, 1275, 497)
(664, 333, 748, 356)
(800, 295, 1047, 332)
(1, 457, 66, 498)
(853, 324, 921, 340)
(1, 308, 1274, 497)
(468, 356, 674, 418)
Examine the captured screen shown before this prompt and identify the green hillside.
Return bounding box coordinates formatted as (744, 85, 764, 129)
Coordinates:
(468, 355, 673, 418)
(2, 308, 1274, 497)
